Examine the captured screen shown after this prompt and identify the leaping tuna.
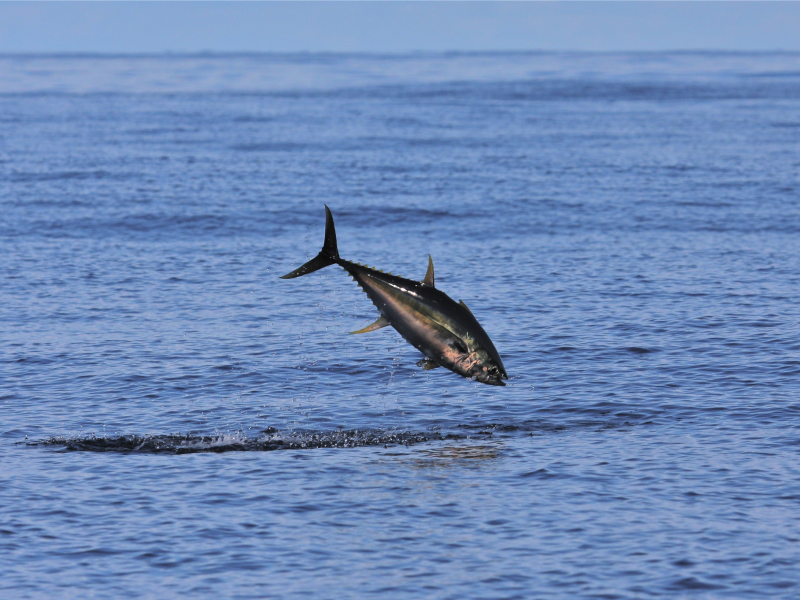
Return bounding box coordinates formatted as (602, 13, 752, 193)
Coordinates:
(281, 206, 508, 385)
(280, 206, 508, 386)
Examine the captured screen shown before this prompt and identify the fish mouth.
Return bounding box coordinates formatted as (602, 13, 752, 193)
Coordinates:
(476, 366, 508, 387)
(477, 373, 507, 387)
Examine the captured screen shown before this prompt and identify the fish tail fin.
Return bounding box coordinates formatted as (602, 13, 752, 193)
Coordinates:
(280, 205, 340, 279)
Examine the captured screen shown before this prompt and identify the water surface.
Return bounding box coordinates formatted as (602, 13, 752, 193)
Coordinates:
(2, 52, 800, 598)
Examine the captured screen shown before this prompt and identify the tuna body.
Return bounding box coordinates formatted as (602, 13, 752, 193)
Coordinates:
(280, 206, 507, 386)
(341, 261, 507, 386)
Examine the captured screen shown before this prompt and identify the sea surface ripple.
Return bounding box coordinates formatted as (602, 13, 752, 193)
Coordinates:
(2, 52, 800, 599)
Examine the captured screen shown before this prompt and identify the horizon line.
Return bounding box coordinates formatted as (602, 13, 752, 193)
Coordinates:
(3, 49, 800, 59)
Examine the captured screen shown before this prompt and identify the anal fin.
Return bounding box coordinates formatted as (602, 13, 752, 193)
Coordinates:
(350, 315, 390, 334)
(416, 358, 442, 371)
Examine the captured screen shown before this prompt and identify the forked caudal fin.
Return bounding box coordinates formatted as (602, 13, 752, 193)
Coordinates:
(279, 205, 340, 279)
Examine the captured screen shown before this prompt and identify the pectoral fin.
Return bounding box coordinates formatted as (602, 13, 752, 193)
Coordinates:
(349, 315, 390, 334)
(416, 358, 442, 370)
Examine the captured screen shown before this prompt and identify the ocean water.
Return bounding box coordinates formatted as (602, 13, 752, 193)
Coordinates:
(2, 52, 800, 598)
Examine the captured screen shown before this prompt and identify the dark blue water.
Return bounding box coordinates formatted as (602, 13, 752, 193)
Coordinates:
(2, 52, 800, 598)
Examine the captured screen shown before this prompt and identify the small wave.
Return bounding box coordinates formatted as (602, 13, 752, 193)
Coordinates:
(10, 170, 133, 182)
(29, 428, 464, 454)
(626, 347, 659, 354)
(232, 115, 276, 123)
(230, 142, 311, 152)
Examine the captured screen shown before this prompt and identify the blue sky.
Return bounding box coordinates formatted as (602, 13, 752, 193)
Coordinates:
(1, 2, 799, 53)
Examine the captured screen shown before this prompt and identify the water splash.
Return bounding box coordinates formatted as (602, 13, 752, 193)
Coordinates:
(29, 428, 465, 454)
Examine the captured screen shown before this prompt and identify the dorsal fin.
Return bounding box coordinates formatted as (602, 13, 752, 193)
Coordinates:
(458, 300, 474, 316)
(422, 255, 435, 287)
